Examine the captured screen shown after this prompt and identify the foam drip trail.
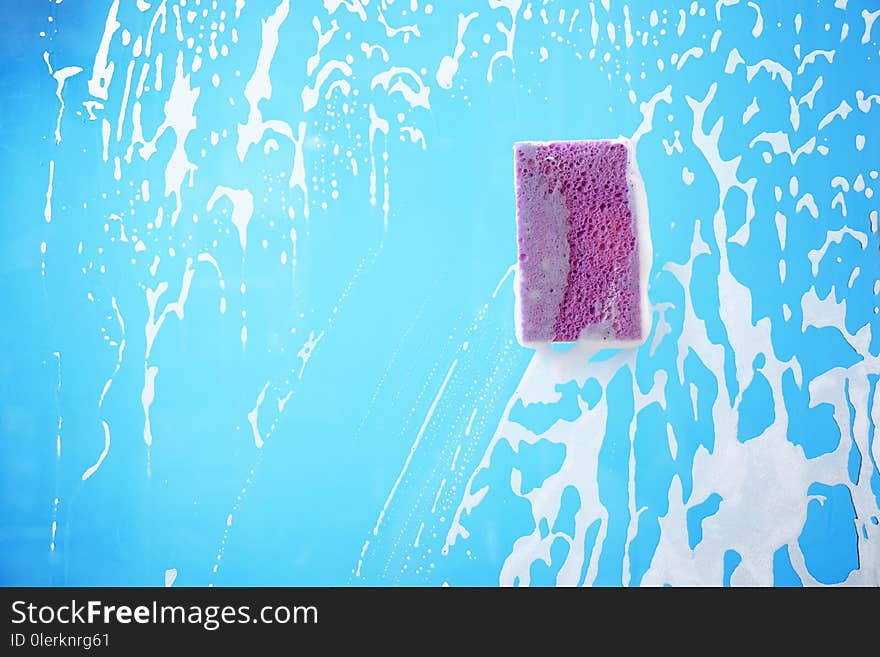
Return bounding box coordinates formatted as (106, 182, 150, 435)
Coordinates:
(50, 497, 60, 553)
(358, 270, 523, 582)
(371, 357, 459, 540)
(487, 0, 521, 83)
(142, 259, 195, 473)
(41, 158, 54, 278)
(236, 0, 309, 220)
(82, 297, 126, 481)
(207, 187, 254, 250)
(196, 253, 227, 314)
(49, 351, 63, 557)
(622, 370, 667, 585)
(43, 52, 82, 144)
(206, 187, 253, 344)
(436, 12, 479, 90)
(247, 381, 270, 448)
(44, 160, 54, 224)
(368, 104, 389, 227)
(81, 421, 111, 481)
(87, 0, 120, 100)
(212, 243, 386, 581)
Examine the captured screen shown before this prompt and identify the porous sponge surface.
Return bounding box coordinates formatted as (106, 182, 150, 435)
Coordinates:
(515, 140, 641, 343)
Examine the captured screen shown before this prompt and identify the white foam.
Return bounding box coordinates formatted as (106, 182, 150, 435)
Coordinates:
(775, 212, 787, 250)
(44, 53, 83, 144)
(818, 100, 853, 131)
(796, 193, 818, 219)
(371, 66, 431, 109)
(87, 0, 120, 101)
(789, 77, 823, 131)
(677, 47, 703, 70)
(142, 365, 159, 448)
(44, 160, 54, 223)
(306, 16, 339, 77)
(742, 97, 760, 124)
(247, 381, 270, 448)
(142, 260, 195, 451)
(116, 60, 135, 142)
(400, 126, 427, 149)
(855, 90, 880, 113)
(487, 0, 521, 83)
(303, 60, 353, 111)
(747, 1, 763, 37)
(625, 136, 654, 347)
(297, 330, 325, 380)
(797, 49, 834, 75)
(207, 186, 254, 250)
(98, 297, 126, 410)
(361, 42, 390, 61)
(325, 0, 367, 21)
(807, 227, 869, 276)
(750, 132, 816, 165)
(862, 8, 880, 43)
(82, 421, 111, 481)
(368, 104, 389, 227)
(235, 1, 308, 219)
(588, 2, 599, 45)
(377, 4, 421, 42)
(197, 253, 227, 314)
(436, 12, 478, 90)
(132, 52, 200, 226)
(372, 358, 458, 543)
(725, 48, 793, 90)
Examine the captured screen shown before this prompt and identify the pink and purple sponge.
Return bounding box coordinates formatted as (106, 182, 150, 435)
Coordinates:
(514, 139, 651, 347)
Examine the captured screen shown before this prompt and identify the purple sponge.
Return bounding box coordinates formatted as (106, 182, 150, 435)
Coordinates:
(514, 139, 651, 347)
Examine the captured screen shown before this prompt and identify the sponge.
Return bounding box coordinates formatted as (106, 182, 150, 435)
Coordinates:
(514, 139, 651, 347)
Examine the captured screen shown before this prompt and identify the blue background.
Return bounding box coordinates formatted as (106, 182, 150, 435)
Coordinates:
(1, 0, 878, 586)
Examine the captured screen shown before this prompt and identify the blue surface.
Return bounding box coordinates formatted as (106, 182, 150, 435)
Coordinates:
(1, 0, 878, 586)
